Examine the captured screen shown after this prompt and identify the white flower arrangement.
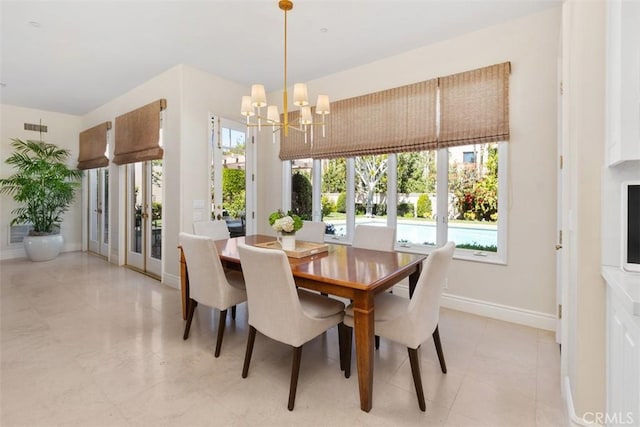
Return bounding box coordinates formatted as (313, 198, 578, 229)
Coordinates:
(268, 210, 303, 235)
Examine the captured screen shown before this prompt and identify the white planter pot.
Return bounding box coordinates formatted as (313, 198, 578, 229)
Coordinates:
(23, 234, 64, 261)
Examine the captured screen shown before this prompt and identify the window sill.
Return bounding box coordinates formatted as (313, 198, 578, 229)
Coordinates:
(325, 238, 507, 266)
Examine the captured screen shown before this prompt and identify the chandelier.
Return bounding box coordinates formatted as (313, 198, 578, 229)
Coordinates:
(240, 0, 330, 143)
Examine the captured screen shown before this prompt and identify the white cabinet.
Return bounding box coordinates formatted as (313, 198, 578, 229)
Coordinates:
(604, 267, 640, 426)
(606, 0, 640, 166)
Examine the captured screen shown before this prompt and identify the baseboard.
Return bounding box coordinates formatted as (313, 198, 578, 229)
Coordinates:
(392, 283, 556, 331)
(0, 246, 26, 261)
(564, 376, 601, 427)
(0, 244, 82, 261)
(162, 272, 180, 289)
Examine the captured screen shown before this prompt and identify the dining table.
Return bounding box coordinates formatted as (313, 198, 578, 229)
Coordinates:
(178, 234, 426, 412)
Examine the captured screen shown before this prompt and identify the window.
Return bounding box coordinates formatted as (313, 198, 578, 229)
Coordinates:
(282, 62, 509, 262)
(463, 151, 476, 164)
(286, 142, 506, 262)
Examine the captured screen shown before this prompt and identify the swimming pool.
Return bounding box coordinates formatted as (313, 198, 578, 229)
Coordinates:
(328, 220, 497, 247)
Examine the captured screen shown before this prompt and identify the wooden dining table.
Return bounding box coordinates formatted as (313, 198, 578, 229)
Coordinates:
(179, 234, 426, 412)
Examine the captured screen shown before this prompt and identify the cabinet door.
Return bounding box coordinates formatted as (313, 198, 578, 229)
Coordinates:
(608, 292, 640, 425)
(606, 0, 640, 165)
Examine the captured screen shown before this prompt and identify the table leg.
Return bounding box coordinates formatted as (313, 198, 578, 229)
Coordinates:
(408, 262, 422, 299)
(352, 292, 375, 412)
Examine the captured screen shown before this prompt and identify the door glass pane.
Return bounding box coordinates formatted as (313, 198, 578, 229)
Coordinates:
(447, 142, 498, 252)
(131, 163, 143, 254)
(354, 154, 388, 228)
(321, 158, 346, 237)
(396, 151, 437, 247)
(221, 127, 246, 237)
(151, 160, 162, 260)
(103, 169, 109, 245)
(291, 158, 312, 220)
(89, 169, 98, 242)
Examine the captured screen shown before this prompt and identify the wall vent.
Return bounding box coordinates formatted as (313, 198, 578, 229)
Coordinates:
(24, 123, 48, 133)
(9, 225, 33, 244)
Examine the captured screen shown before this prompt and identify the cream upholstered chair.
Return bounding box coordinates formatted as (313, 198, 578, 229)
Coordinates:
(192, 220, 230, 240)
(343, 241, 455, 411)
(295, 220, 326, 244)
(352, 224, 396, 251)
(192, 220, 240, 318)
(237, 243, 346, 411)
(179, 232, 247, 357)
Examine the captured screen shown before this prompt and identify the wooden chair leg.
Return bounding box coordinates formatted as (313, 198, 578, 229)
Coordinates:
(375, 335, 380, 350)
(344, 325, 352, 378)
(432, 325, 447, 374)
(408, 347, 426, 411)
(242, 326, 257, 378)
(288, 346, 303, 411)
(214, 309, 228, 358)
(183, 299, 198, 340)
(231, 305, 237, 320)
(338, 322, 348, 372)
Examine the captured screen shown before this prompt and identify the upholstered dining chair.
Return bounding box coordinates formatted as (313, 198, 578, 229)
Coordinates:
(179, 232, 247, 358)
(192, 220, 242, 318)
(343, 241, 455, 411)
(352, 224, 396, 252)
(237, 243, 347, 411)
(295, 220, 326, 244)
(192, 220, 231, 240)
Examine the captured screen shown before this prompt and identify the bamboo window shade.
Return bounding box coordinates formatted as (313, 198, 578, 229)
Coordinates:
(278, 110, 312, 160)
(438, 62, 510, 148)
(113, 99, 166, 165)
(278, 62, 509, 160)
(77, 121, 111, 170)
(280, 79, 438, 160)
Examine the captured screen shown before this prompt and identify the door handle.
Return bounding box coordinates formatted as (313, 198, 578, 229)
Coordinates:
(555, 244, 563, 250)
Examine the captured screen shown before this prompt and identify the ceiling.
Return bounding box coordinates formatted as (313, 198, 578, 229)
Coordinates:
(1, 0, 560, 116)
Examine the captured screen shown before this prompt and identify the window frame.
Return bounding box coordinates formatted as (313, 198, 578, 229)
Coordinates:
(284, 142, 508, 265)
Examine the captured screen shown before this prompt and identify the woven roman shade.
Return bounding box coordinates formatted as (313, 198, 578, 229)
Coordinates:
(77, 121, 111, 170)
(278, 110, 312, 160)
(439, 62, 510, 148)
(308, 79, 438, 159)
(113, 99, 166, 165)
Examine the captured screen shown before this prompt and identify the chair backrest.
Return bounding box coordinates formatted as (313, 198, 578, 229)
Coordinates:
(352, 224, 396, 251)
(295, 221, 326, 244)
(407, 241, 456, 337)
(192, 220, 230, 240)
(179, 232, 233, 309)
(237, 243, 308, 345)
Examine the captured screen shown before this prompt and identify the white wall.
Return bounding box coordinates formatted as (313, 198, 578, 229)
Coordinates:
(0, 105, 83, 260)
(259, 7, 562, 317)
(562, 0, 606, 418)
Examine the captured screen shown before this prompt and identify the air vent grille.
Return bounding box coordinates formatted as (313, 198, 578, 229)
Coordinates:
(24, 123, 48, 133)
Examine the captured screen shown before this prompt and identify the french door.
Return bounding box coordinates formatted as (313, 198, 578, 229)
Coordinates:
(126, 160, 162, 277)
(87, 168, 109, 257)
(210, 115, 255, 236)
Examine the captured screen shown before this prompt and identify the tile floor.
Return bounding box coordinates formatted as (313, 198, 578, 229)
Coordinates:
(1, 252, 568, 426)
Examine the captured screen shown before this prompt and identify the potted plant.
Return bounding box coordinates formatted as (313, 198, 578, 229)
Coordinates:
(269, 209, 303, 251)
(0, 138, 82, 261)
